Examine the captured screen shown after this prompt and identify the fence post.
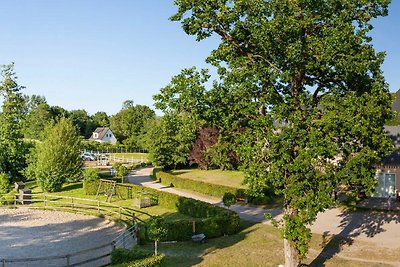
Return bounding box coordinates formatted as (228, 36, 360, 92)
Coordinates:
(119, 207, 121, 219)
(97, 200, 100, 213)
(66, 255, 70, 267)
(44, 194, 47, 209)
(71, 197, 74, 209)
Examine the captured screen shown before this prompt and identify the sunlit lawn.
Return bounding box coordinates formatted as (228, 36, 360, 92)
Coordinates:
(171, 169, 246, 189)
(23, 180, 188, 222)
(139, 221, 393, 267)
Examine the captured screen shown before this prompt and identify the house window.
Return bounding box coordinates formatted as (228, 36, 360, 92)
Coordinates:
(375, 172, 396, 197)
(93, 133, 98, 138)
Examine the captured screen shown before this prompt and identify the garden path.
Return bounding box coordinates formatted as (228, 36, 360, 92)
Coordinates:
(125, 167, 400, 261)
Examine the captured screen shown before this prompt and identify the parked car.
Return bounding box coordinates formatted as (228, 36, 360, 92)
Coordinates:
(81, 152, 96, 161)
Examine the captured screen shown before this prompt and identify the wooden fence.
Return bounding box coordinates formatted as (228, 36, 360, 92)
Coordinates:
(0, 193, 142, 267)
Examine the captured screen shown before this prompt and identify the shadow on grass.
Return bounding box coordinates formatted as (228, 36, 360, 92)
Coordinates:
(309, 199, 400, 266)
(62, 183, 83, 191)
(143, 220, 258, 267)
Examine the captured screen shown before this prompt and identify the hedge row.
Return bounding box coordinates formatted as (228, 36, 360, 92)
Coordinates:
(111, 248, 165, 267)
(156, 171, 246, 199)
(84, 177, 241, 241)
(117, 255, 165, 267)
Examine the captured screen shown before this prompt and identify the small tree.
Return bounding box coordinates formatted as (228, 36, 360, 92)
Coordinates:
(0, 172, 10, 195)
(147, 216, 167, 256)
(83, 168, 100, 182)
(26, 117, 82, 192)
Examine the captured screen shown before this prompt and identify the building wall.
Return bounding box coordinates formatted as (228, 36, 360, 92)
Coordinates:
(375, 166, 400, 197)
(100, 129, 117, 145)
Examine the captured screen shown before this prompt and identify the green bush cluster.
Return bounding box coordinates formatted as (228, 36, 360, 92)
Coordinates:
(156, 171, 245, 198)
(84, 174, 240, 241)
(83, 168, 100, 195)
(111, 248, 153, 265)
(112, 253, 166, 267)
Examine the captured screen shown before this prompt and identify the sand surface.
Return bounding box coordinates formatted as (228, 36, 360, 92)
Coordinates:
(0, 207, 124, 266)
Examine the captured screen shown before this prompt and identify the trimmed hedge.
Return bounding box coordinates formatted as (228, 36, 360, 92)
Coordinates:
(110, 248, 165, 267)
(84, 175, 241, 241)
(114, 254, 166, 267)
(156, 171, 246, 198)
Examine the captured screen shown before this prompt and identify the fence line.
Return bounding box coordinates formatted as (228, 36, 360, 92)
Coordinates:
(0, 194, 140, 267)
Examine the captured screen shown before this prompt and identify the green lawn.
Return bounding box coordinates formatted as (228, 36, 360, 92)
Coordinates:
(171, 169, 246, 189)
(23, 180, 188, 223)
(139, 221, 393, 267)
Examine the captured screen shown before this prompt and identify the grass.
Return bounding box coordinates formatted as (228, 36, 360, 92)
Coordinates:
(137, 221, 394, 267)
(171, 169, 246, 189)
(22, 180, 189, 223)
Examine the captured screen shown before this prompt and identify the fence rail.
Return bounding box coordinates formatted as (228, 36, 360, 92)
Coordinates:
(0, 193, 140, 267)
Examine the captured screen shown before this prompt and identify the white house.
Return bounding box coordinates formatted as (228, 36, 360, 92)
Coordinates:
(89, 127, 117, 145)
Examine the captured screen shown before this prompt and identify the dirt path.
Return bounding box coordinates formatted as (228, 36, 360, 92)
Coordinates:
(0, 207, 124, 267)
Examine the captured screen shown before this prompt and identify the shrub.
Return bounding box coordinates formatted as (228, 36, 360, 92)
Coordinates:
(0, 191, 15, 205)
(111, 248, 152, 265)
(83, 168, 100, 195)
(83, 179, 241, 241)
(0, 173, 10, 195)
(113, 254, 166, 267)
(222, 192, 236, 207)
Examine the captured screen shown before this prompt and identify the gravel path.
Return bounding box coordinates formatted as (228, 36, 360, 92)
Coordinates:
(126, 167, 400, 262)
(0, 207, 125, 267)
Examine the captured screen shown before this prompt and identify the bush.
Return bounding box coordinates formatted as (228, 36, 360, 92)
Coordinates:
(113, 254, 166, 267)
(83, 170, 100, 195)
(111, 248, 152, 265)
(84, 178, 241, 241)
(0, 191, 15, 205)
(222, 192, 237, 207)
(0, 173, 10, 195)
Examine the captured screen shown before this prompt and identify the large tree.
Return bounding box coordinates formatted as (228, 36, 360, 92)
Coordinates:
(171, 1, 393, 266)
(110, 101, 156, 149)
(0, 63, 28, 181)
(26, 117, 82, 192)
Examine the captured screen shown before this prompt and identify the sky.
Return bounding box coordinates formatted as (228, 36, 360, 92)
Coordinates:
(0, 1, 399, 116)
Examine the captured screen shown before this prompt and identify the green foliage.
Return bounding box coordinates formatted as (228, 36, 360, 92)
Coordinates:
(83, 177, 240, 240)
(112, 162, 129, 178)
(82, 168, 100, 195)
(0, 172, 10, 194)
(68, 109, 95, 138)
(157, 171, 245, 198)
(0, 63, 28, 181)
(26, 117, 82, 192)
(111, 248, 153, 265)
(145, 115, 198, 169)
(22, 101, 52, 140)
(110, 101, 156, 149)
(112, 254, 166, 267)
(171, 0, 393, 264)
(147, 216, 168, 242)
(222, 192, 236, 207)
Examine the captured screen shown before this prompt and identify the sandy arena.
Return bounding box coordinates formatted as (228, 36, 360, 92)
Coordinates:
(0, 207, 125, 267)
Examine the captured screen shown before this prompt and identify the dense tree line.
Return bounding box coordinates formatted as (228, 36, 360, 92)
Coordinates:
(0, 63, 156, 193)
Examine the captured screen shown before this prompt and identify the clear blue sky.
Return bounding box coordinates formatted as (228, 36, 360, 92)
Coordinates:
(1, 1, 399, 116)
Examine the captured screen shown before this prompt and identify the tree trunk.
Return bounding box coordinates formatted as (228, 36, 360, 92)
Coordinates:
(284, 238, 299, 267)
